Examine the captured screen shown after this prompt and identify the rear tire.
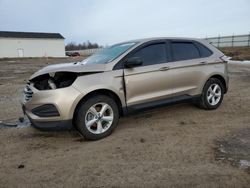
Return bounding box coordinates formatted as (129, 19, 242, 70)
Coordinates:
(197, 78, 224, 110)
(75, 95, 119, 140)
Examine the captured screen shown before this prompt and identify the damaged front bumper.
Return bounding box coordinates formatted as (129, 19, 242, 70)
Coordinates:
(21, 83, 83, 131)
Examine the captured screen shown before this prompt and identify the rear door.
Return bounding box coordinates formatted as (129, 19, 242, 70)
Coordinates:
(168, 40, 213, 97)
(124, 41, 174, 107)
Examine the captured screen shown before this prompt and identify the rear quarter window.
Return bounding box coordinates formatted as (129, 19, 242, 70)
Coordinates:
(195, 42, 213, 57)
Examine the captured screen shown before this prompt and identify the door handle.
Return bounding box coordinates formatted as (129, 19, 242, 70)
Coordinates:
(159, 67, 170, 71)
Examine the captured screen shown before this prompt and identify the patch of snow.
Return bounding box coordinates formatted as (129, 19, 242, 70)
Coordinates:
(229, 60, 250, 64)
(0, 117, 30, 129)
(219, 146, 227, 153)
(239, 160, 250, 169)
(17, 116, 30, 128)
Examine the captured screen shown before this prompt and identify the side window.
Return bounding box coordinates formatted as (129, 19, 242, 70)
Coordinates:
(172, 42, 200, 61)
(195, 42, 213, 57)
(130, 43, 167, 66)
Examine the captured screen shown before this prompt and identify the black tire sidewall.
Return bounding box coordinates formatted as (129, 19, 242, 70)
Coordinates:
(76, 95, 119, 140)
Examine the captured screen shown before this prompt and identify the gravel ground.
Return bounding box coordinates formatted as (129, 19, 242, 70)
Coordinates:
(0, 58, 250, 187)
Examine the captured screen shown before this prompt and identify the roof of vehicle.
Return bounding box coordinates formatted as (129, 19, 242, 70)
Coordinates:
(124, 37, 207, 44)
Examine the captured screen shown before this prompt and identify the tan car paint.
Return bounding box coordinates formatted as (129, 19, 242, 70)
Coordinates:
(124, 62, 175, 106)
(30, 62, 107, 80)
(72, 70, 126, 108)
(22, 37, 228, 126)
(23, 85, 82, 121)
(166, 57, 227, 97)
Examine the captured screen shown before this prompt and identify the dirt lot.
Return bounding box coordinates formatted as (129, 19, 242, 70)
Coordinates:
(0, 58, 250, 187)
(220, 46, 250, 60)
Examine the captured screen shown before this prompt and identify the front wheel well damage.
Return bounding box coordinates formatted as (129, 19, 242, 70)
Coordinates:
(30, 72, 78, 90)
(72, 89, 123, 127)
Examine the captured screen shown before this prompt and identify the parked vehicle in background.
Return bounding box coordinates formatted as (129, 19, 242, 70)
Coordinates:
(66, 51, 80, 57)
(22, 37, 229, 140)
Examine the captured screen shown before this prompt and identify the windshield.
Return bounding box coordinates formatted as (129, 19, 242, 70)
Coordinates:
(81, 42, 137, 65)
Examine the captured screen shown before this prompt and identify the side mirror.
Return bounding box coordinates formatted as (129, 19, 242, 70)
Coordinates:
(124, 57, 143, 68)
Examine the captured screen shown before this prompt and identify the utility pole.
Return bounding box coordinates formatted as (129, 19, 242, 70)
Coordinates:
(232, 33, 234, 47)
(248, 32, 250, 47)
(218, 34, 220, 48)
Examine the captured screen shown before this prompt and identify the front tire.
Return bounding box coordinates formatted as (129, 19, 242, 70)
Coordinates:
(75, 95, 119, 140)
(197, 78, 224, 110)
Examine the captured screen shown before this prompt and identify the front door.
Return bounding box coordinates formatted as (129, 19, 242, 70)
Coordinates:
(124, 42, 174, 107)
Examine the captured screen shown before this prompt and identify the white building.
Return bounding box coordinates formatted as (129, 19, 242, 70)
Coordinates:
(0, 31, 65, 58)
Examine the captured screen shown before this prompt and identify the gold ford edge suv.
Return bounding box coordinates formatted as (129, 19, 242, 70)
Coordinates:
(22, 38, 229, 140)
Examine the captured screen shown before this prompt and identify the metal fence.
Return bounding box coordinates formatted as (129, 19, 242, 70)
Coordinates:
(205, 33, 250, 47)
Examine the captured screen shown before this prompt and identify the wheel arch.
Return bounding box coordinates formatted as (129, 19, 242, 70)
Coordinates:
(73, 89, 124, 126)
(208, 74, 227, 93)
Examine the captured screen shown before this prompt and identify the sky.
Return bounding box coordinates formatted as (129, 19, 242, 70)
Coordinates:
(0, 0, 249, 45)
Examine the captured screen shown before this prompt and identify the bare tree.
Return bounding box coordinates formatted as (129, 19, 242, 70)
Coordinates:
(65, 41, 101, 51)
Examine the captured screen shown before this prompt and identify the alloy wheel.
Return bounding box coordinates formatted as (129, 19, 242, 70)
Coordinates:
(85, 103, 114, 134)
(207, 83, 222, 106)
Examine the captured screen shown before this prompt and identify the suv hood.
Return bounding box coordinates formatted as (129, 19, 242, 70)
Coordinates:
(30, 62, 106, 80)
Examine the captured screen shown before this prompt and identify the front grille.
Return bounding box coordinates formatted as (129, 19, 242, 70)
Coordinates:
(24, 83, 33, 101)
